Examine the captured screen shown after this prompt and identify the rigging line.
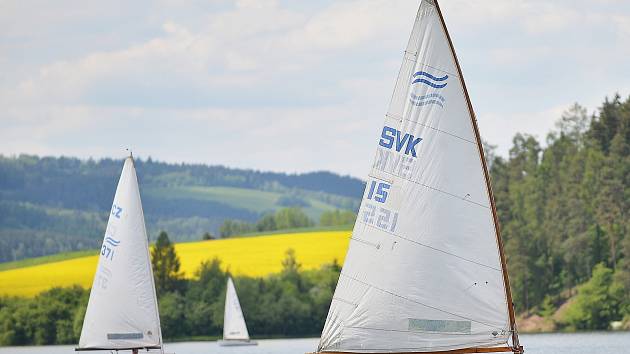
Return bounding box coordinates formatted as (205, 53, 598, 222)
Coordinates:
(401, 53, 460, 80)
(339, 272, 506, 331)
(374, 168, 490, 209)
(354, 223, 502, 272)
(385, 113, 477, 145)
(342, 325, 509, 337)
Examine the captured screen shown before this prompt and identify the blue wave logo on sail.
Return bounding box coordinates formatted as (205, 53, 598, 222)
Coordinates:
(104, 236, 121, 247)
(409, 70, 448, 108)
(410, 93, 446, 107)
(411, 71, 448, 89)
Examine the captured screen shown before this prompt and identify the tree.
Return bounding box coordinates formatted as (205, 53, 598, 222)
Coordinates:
(158, 291, 187, 338)
(273, 207, 313, 230)
(202, 232, 215, 240)
(562, 263, 622, 330)
(219, 219, 253, 237)
(556, 103, 590, 145)
(282, 248, 301, 275)
(255, 214, 277, 232)
(151, 231, 184, 294)
(320, 209, 356, 227)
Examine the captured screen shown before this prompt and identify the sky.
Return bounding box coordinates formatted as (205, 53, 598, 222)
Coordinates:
(1, 0, 629, 177)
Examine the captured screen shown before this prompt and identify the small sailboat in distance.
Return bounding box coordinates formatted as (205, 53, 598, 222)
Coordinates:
(218, 277, 257, 346)
(76, 155, 164, 353)
(315, 0, 523, 353)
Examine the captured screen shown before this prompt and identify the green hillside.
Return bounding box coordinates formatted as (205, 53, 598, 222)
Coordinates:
(0, 157, 363, 263)
(144, 185, 338, 220)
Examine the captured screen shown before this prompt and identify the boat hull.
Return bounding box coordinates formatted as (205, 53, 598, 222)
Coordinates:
(217, 339, 258, 346)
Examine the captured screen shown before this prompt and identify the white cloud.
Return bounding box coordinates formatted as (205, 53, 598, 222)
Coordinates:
(0, 0, 629, 176)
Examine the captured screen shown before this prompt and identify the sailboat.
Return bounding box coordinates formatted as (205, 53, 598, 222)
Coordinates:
(76, 155, 164, 353)
(315, 1, 523, 353)
(218, 277, 257, 346)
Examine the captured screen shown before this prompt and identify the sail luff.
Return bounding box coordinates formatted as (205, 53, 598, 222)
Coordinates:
(431, 1, 520, 351)
(133, 156, 164, 348)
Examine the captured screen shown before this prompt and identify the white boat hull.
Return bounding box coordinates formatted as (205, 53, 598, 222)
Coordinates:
(217, 339, 258, 346)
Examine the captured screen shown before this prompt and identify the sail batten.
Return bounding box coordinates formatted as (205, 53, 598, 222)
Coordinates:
(317, 0, 520, 352)
(77, 157, 162, 351)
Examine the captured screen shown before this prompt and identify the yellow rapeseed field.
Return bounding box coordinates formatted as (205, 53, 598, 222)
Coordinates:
(0, 230, 351, 297)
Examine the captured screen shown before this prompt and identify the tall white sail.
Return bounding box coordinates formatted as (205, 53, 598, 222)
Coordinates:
(223, 277, 250, 341)
(78, 157, 162, 351)
(318, 0, 520, 353)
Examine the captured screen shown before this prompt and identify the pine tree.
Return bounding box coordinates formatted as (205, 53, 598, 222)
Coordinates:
(151, 231, 184, 295)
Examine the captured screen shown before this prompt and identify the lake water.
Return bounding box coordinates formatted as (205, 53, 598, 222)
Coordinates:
(1, 333, 629, 354)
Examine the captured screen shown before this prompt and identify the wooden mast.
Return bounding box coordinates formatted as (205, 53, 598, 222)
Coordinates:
(432, 0, 522, 353)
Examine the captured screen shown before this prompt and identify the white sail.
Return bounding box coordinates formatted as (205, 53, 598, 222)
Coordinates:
(78, 157, 162, 350)
(318, 1, 518, 353)
(223, 277, 251, 341)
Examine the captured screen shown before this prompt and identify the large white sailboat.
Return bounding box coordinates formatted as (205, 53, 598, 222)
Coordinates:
(76, 155, 164, 353)
(218, 277, 257, 346)
(316, 1, 523, 353)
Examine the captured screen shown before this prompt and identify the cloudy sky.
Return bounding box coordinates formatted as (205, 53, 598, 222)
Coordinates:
(1, 0, 629, 177)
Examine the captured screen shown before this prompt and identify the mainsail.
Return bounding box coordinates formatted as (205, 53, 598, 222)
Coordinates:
(77, 156, 162, 351)
(223, 277, 251, 341)
(317, 0, 522, 353)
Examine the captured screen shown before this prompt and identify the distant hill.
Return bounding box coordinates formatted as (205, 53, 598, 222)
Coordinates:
(0, 155, 363, 262)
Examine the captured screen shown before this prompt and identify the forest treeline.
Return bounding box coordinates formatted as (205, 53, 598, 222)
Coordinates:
(488, 96, 629, 328)
(218, 208, 356, 237)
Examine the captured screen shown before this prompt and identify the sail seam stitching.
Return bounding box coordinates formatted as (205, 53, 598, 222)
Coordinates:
(414, 61, 460, 79)
(353, 224, 502, 272)
(332, 297, 358, 307)
(374, 168, 490, 209)
(403, 118, 478, 145)
(339, 272, 506, 330)
(385, 113, 477, 144)
(350, 236, 380, 249)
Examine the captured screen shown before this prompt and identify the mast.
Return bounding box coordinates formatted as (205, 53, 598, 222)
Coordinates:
(432, 1, 521, 352)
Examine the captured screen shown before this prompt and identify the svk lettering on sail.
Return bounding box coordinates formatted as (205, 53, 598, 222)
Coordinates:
(378, 126, 422, 157)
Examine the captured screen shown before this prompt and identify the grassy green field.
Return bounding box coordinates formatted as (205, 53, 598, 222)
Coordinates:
(0, 229, 352, 297)
(144, 185, 345, 220)
(146, 186, 280, 213)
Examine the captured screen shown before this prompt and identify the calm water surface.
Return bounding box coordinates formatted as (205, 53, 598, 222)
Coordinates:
(1, 333, 629, 354)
